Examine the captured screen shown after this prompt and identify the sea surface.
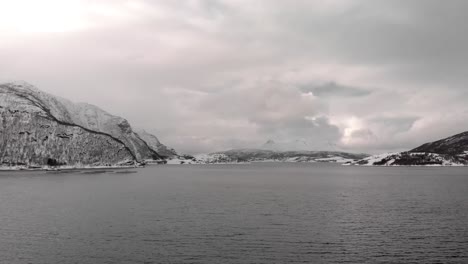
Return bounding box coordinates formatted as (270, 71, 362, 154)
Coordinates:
(0, 163, 467, 264)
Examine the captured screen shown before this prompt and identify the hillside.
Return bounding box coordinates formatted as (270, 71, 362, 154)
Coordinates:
(354, 132, 468, 166)
(196, 149, 368, 164)
(0, 81, 169, 168)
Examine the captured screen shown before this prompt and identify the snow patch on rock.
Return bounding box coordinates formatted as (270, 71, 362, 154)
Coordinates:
(352, 152, 467, 166)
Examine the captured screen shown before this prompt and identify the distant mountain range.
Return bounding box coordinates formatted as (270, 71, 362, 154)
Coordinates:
(2, 81, 467, 168)
(186, 138, 367, 164)
(193, 132, 468, 166)
(0, 81, 176, 169)
(194, 148, 368, 164)
(355, 131, 468, 166)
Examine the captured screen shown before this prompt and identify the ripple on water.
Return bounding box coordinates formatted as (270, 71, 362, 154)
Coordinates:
(0, 163, 467, 263)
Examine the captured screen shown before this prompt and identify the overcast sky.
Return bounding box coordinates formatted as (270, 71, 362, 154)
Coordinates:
(1, 0, 468, 154)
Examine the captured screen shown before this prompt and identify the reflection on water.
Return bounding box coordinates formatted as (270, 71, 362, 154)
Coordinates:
(113, 170, 138, 174)
(0, 163, 467, 263)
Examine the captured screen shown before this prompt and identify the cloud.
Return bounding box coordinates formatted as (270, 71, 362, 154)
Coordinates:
(1, 0, 468, 154)
(337, 116, 421, 152)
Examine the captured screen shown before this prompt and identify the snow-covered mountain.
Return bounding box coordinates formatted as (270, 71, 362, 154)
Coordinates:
(183, 139, 366, 165)
(262, 139, 278, 150)
(354, 131, 468, 166)
(411, 131, 468, 155)
(0, 81, 169, 168)
(195, 149, 368, 164)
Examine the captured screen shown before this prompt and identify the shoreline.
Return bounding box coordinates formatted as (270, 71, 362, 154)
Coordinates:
(162, 161, 468, 167)
(2, 161, 467, 171)
(0, 164, 144, 172)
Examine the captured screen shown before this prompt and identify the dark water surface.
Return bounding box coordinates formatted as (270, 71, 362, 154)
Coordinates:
(0, 163, 467, 263)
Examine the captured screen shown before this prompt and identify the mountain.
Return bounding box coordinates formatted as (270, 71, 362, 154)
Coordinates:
(135, 129, 178, 158)
(0, 81, 166, 168)
(262, 139, 278, 150)
(355, 131, 468, 166)
(196, 148, 368, 164)
(188, 138, 366, 165)
(410, 131, 468, 155)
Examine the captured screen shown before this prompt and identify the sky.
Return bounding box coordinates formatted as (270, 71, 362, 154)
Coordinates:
(1, 0, 468, 154)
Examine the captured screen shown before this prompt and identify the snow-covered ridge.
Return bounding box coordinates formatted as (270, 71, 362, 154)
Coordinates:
(353, 131, 468, 166)
(187, 149, 368, 165)
(411, 131, 468, 155)
(353, 132, 468, 166)
(1, 81, 163, 161)
(160, 149, 368, 165)
(0, 81, 175, 168)
(353, 152, 466, 166)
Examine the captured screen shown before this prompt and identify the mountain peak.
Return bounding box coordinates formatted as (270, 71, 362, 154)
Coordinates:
(262, 139, 281, 150)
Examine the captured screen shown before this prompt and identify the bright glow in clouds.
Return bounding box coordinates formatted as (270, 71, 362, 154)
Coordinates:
(0, 0, 88, 33)
(330, 116, 364, 145)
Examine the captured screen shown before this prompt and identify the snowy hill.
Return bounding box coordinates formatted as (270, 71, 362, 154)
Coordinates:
(411, 131, 468, 155)
(354, 132, 468, 166)
(195, 149, 368, 164)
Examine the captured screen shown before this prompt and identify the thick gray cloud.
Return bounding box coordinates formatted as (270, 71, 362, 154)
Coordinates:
(1, 0, 468, 154)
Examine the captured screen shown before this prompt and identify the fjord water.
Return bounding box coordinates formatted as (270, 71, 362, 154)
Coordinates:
(0, 163, 467, 264)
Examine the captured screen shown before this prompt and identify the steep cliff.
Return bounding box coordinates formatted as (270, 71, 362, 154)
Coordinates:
(0, 82, 161, 161)
(0, 81, 162, 167)
(0, 109, 135, 167)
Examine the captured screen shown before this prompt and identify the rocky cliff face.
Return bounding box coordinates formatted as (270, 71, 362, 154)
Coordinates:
(135, 129, 178, 158)
(0, 81, 164, 167)
(0, 109, 135, 167)
(1, 82, 161, 161)
(53, 102, 161, 161)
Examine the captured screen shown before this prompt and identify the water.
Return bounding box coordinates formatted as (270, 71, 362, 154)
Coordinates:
(0, 163, 467, 264)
